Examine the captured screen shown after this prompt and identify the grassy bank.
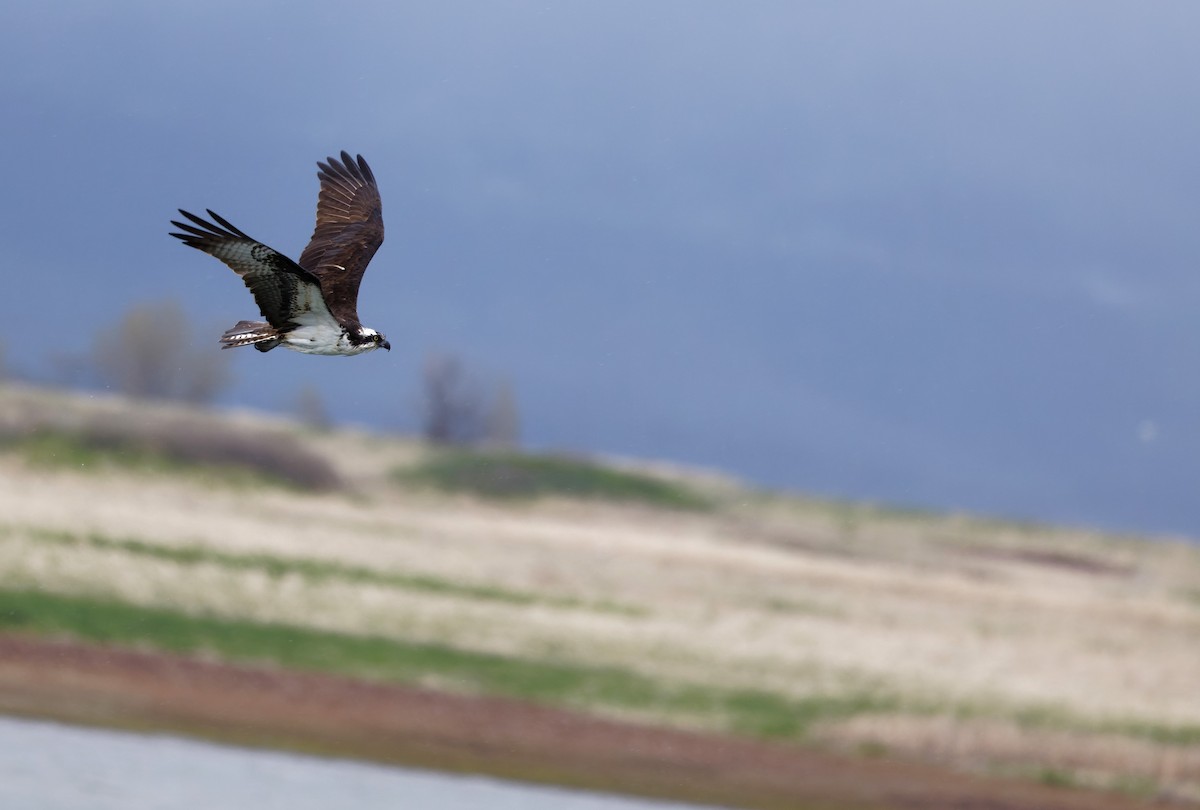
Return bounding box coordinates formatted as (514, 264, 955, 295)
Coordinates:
(0, 384, 1198, 802)
(0, 587, 891, 740)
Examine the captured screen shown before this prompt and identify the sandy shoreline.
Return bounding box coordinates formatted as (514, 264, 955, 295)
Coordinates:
(0, 634, 1164, 810)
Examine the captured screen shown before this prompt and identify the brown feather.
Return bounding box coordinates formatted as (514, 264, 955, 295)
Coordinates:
(297, 152, 385, 329)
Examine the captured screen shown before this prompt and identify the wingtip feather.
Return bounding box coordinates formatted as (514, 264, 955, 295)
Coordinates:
(316, 151, 375, 188)
(356, 154, 375, 184)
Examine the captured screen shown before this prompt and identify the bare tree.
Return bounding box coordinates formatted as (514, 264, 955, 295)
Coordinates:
(420, 352, 521, 448)
(421, 352, 486, 444)
(92, 300, 233, 404)
(485, 378, 520, 448)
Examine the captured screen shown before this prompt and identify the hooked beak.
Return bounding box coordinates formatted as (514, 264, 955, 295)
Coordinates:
(381, 339, 391, 352)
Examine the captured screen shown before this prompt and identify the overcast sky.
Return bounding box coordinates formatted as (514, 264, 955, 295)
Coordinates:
(2, 2, 1199, 537)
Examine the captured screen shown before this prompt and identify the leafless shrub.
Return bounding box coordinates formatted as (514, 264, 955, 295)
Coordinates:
(92, 300, 232, 404)
(0, 393, 339, 491)
(420, 353, 521, 447)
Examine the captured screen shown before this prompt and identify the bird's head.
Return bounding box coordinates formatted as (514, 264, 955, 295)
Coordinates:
(355, 326, 391, 352)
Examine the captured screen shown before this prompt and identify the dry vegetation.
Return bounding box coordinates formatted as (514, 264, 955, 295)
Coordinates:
(0, 383, 1198, 804)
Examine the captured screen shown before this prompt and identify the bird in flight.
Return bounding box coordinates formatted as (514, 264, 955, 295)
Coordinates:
(170, 151, 390, 355)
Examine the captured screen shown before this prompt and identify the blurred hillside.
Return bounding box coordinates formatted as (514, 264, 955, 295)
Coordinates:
(0, 383, 1198, 806)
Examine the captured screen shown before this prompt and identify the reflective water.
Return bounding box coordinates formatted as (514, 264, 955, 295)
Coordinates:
(0, 716, 719, 810)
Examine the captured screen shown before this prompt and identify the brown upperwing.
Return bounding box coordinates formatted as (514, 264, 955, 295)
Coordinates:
(296, 151, 384, 329)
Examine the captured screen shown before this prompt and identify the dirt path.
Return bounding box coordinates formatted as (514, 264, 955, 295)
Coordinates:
(0, 635, 1167, 810)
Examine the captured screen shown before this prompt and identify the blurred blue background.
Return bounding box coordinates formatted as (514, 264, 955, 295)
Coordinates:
(2, 1, 1198, 535)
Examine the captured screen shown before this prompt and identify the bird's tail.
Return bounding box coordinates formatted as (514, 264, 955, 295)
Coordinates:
(220, 320, 282, 352)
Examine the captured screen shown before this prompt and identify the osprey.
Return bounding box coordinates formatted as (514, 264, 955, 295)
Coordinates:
(170, 151, 390, 355)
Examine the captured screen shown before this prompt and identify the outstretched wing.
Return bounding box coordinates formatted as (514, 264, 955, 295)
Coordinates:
(169, 209, 331, 331)
(296, 151, 384, 328)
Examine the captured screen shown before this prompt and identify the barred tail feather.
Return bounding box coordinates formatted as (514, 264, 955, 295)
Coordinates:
(220, 320, 282, 352)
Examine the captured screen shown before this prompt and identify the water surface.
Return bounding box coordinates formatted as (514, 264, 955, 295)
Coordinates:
(0, 715, 720, 810)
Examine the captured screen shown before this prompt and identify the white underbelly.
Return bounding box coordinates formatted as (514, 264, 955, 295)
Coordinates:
(282, 324, 373, 356)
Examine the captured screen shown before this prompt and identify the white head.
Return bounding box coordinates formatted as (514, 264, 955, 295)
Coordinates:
(350, 326, 390, 352)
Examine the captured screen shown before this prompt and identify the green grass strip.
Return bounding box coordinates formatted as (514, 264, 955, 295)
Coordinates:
(18, 526, 642, 617)
(1009, 704, 1200, 747)
(7, 433, 302, 490)
(0, 587, 890, 740)
(398, 450, 711, 510)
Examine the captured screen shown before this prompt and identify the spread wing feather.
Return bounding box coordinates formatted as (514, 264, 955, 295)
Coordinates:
(296, 151, 384, 328)
(169, 209, 331, 331)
